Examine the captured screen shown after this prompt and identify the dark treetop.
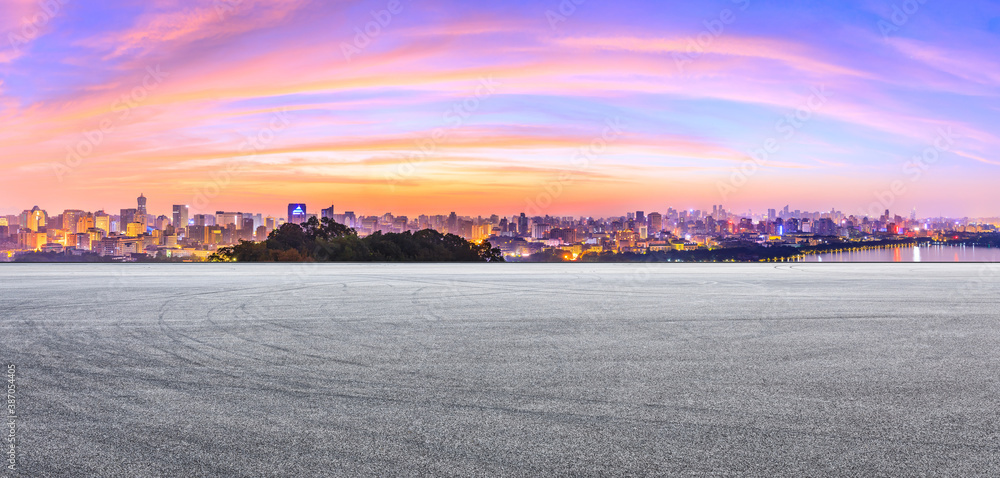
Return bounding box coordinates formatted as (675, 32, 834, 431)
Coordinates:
(210, 217, 504, 262)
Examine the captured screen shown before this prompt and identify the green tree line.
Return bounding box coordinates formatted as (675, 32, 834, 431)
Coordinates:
(210, 217, 504, 262)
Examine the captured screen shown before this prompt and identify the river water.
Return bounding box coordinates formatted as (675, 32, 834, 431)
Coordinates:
(800, 244, 1000, 262)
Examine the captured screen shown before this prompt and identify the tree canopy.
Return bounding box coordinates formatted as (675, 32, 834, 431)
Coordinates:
(210, 217, 504, 263)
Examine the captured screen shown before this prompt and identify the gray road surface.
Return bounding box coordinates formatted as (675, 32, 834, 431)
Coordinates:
(1, 263, 999, 476)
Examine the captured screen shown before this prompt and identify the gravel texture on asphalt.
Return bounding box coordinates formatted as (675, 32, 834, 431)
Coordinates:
(2, 263, 999, 477)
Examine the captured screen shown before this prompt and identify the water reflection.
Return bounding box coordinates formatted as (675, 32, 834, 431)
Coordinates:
(801, 245, 1000, 262)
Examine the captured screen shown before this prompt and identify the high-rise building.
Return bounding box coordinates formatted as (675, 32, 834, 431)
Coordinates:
(126, 222, 144, 237)
(215, 211, 240, 229)
(172, 205, 189, 231)
(61, 210, 85, 234)
(241, 218, 255, 240)
(20, 206, 47, 232)
(531, 223, 550, 240)
(94, 212, 110, 234)
(18, 229, 47, 251)
(136, 194, 148, 226)
(321, 205, 335, 221)
(648, 212, 662, 233)
(120, 209, 137, 233)
(192, 214, 215, 227)
(287, 204, 308, 224)
(156, 215, 171, 231)
(76, 213, 95, 234)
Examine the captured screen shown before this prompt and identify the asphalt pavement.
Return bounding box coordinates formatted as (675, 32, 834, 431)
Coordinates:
(2, 263, 999, 476)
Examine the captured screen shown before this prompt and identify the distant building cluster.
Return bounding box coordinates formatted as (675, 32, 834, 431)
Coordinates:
(0, 197, 996, 261)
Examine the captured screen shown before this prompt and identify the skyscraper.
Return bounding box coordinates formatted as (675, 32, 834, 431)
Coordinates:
(76, 213, 95, 234)
(287, 204, 308, 224)
(648, 212, 662, 233)
(321, 205, 335, 221)
(61, 209, 85, 234)
(94, 211, 110, 234)
(19, 206, 47, 232)
(241, 218, 255, 240)
(172, 205, 189, 231)
(136, 194, 148, 226)
(120, 209, 137, 233)
(215, 211, 239, 229)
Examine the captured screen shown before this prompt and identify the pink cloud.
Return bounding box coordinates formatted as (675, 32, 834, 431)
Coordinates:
(553, 35, 872, 79)
(888, 37, 1000, 87)
(81, 0, 312, 59)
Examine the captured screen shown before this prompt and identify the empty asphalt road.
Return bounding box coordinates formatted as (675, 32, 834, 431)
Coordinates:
(2, 263, 999, 476)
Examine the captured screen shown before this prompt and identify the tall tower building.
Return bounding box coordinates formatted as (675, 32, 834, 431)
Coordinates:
(172, 205, 189, 231)
(136, 194, 148, 226)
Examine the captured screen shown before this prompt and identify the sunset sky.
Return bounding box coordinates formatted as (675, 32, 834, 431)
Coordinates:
(1, 0, 999, 218)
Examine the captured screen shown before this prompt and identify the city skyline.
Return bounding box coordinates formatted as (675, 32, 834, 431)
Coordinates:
(6, 196, 998, 224)
(5, 190, 997, 262)
(2, 1, 999, 216)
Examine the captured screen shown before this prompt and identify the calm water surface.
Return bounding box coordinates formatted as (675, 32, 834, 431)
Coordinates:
(800, 244, 1000, 262)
